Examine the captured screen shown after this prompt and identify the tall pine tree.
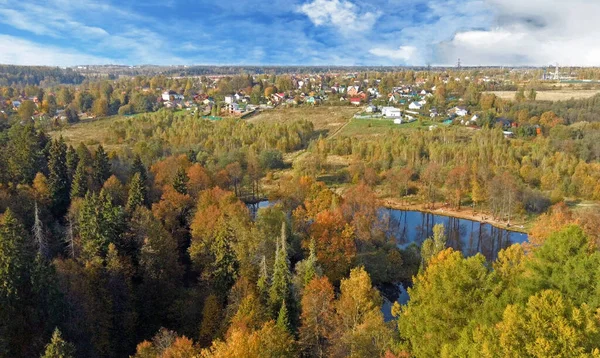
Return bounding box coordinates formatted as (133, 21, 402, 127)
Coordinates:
(66, 145, 79, 185)
(269, 223, 292, 315)
(92, 145, 110, 191)
(126, 172, 146, 212)
(47, 138, 70, 217)
(70, 160, 88, 199)
(130, 154, 147, 184)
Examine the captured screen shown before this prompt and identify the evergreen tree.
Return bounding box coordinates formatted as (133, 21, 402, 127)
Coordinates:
(78, 191, 125, 262)
(172, 167, 189, 195)
(209, 220, 238, 299)
(257, 255, 269, 302)
(126, 172, 146, 212)
(276, 300, 291, 333)
(303, 240, 318, 286)
(70, 160, 88, 199)
(130, 154, 147, 184)
(47, 138, 70, 216)
(7, 122, 47, 184)
(0, 210, 34, 355)
(33, 202, 49, 260)
(65, 145, 78, 185)
(42, 328, 75, 358)
(92, 145, 110, 191)
(269, 223, 292, 315)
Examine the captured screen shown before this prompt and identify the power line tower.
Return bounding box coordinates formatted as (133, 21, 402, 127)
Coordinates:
(457, 58, 462, 70)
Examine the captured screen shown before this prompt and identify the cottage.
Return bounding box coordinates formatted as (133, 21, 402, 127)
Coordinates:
(408, 102, 423, 110)
(350, 97, 362, 105)
(382, 107, 402, 118)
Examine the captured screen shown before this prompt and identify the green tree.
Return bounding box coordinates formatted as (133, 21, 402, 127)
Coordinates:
(92, 145, 110, 191)
(276, 300, 291, 333)
(126, 172, 146, 212)
(70, 160, 88, 199)
(7, 122, 47, 184)
(65, 145, 79, 184)
(47, 138, 70, 216)
(420, 224, 446, 269)
(399, 249, 491, 358)
(269, 223, 292, 315)
(0, 210, 34, 356)
(172, 167, 189, 195)
(41, 328, 76, 358)
(18, 100, 36, 121)
(130, 154, 148, 183)
(77, 191, 125, 262)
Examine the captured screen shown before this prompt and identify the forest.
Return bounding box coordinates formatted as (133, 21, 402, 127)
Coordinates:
(1, 68, 600, 357)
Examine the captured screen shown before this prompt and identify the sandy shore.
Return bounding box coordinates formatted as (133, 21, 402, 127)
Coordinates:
(383, 198, 529, 234)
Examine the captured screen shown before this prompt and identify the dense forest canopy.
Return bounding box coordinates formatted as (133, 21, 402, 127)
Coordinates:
(1, 67, 600, 357)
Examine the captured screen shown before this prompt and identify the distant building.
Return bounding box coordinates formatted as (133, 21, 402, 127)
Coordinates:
(382, 107, 402, 118)
(408, 102, 423, 110)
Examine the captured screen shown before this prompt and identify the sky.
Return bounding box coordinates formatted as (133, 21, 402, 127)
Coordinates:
(0, 0, 598, 67)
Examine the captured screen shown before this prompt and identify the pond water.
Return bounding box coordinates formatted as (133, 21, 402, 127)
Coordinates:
(383, 209, 528, 262)
(247, 201, 529, 321)
(380, 208, 529, 321)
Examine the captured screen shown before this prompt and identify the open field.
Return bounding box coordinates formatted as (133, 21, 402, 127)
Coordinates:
(50, 115, 127, 151)
(487, 90, 600, 101)
(248, 106, 357, 135)
(337, 117, 435, 137)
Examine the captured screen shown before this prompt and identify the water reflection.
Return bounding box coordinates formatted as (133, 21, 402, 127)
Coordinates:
(384, 209, 528, 261)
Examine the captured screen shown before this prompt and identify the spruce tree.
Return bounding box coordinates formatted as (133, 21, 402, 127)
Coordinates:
(65, 145, 79, 185)
(257, 255, 269, 302)
(303, 240, 318, 286)
(92, 145, 110, 191)
(47, 138, 70, 216)
(70, 160, 88, 199)
(126, 172, 146, 212)
(42, 328, 75, 358)
(33, 202, 49, 260)
(269, 223, 292, 314)
(130, 154, 147, 184)
(172, 167, 189, 195)
(0, 210, 34, 355)
(276, 300, 291, 333)
(210, 221, 238, 299)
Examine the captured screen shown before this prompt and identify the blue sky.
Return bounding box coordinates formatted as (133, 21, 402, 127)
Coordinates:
(0, 0, 598, 66)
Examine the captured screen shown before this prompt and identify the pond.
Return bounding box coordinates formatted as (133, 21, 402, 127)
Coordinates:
(381, 208, 528, 321)
(247, 201, 529, 320)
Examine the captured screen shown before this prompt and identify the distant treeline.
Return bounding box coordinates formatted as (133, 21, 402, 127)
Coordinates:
(0, 65, 85, 87)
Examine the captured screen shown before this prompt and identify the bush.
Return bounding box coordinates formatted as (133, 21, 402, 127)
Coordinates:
(118, 104, 134, 116)
(259, 149, 285, 170)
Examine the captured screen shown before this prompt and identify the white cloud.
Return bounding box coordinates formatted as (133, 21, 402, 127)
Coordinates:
(369, 46, 417, 62)
(0, 35, 113, 66)
(298, 0, 380, 34)
(437, 0, 600, 66)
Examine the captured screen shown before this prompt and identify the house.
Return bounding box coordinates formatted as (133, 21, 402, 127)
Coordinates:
(451, 106, 468, 117)
(347, 86, 360, 96)
(350, 97, 362, 105)
(162, 91, 183, 102)
(365, 105, 377, 113)
(382, 107, 402, 118)
(394, 118, 403, 124)
(408, 102, 423, 110)
(224, 95, 235, 104)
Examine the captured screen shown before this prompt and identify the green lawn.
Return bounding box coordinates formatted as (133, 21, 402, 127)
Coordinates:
(338, 117, 435, 137)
